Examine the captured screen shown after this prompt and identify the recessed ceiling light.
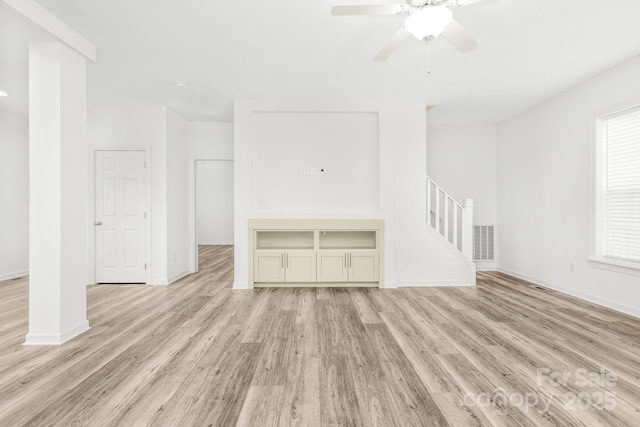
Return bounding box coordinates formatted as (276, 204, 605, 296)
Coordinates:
(0, 91, 8, 97)
(176, 81, 187, 89)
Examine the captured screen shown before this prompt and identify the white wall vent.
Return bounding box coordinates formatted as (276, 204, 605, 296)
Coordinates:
(474, 225, 495, 261)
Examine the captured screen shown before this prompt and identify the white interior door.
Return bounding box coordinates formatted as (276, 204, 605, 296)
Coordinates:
(95, 151, 147, 283)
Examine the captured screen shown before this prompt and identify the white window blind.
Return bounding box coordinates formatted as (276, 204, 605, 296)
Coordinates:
(602, 107, 640, 263)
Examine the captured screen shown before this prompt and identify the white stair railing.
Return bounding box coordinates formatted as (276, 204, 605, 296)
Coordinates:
(426, 176, 474, 260)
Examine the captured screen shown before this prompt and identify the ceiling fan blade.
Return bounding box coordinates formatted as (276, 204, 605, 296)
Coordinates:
(331, 5, 405, 16)
(442, 20, 479, 53)
(373, 27, 410, 62)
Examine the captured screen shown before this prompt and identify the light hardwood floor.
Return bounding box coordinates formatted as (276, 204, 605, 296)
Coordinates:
(1, 245, 639, 426)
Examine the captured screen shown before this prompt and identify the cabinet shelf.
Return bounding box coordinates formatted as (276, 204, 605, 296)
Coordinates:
(319, 231, 376, 250)
(256, 231, 314, 250)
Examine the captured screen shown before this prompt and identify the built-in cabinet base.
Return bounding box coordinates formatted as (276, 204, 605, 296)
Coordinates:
(248, 219, 384, 288)
(254, 282, 379, 288)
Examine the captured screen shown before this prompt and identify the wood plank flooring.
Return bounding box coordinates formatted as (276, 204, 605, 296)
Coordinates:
(1, 245, 639, 426)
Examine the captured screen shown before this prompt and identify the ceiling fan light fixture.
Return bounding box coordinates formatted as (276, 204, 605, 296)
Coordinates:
(404, 6, 453, 40)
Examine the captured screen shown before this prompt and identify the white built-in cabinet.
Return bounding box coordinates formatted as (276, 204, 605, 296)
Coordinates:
(249, 219, 384, 288)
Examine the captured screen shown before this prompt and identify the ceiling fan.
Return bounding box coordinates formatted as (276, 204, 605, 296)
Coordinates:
(332, 0, 490, 62)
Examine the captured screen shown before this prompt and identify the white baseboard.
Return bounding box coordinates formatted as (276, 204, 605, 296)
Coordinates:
(150, 278, 169, 286)
(397, 279, 476, 287)
(475, 261, 497, 272)
(233, 281, 249, 290)
(0, 270, 28, 282)
(24, 320, 91, 346)
(198, 241, 234, 246)
(497, 267, 640, 319)
(168, 271, 190, 284)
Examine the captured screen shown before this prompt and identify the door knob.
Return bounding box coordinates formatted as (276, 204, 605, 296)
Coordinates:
(94, 221, 102, 226)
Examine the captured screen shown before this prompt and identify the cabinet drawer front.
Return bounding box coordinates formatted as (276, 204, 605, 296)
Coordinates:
(254, 252, 284, 282)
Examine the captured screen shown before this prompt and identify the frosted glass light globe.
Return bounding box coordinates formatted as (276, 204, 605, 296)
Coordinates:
(404, 6, 453, 40)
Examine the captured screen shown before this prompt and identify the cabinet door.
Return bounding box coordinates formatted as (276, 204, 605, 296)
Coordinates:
(348, 250, 378, 282)
(254, 251, 284, 282)
(285, 251, 316, 282)
(317, 251, 348, 282)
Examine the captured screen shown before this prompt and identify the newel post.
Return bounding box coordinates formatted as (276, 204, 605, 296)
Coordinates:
(462, 199, 475, 260)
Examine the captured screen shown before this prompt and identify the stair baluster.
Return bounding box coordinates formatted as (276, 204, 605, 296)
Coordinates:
(426, 177, 474, 260)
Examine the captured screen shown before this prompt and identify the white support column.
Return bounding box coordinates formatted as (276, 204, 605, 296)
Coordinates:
(462, 198, 475, 260)
(25, 42, 90, 345)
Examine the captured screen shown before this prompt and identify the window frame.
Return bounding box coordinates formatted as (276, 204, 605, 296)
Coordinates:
(589, 99, 640, 277)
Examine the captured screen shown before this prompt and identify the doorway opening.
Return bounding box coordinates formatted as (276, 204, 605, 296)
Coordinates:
(191, 158, 234, 272)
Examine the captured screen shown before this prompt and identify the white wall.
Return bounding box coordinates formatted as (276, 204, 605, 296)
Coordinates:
(188, 122, 233, 157)
(188, 121, 235, 248)
(234, 100, 476, 289)
(497, 56, 640, 318)
(196, 161, 234, 245)
(88, 104, 168, 284)
(252, 112, 379, 214)
(426, 124, 497, 225)
(166, 109, 189, 282)
(427, 124, 498, 270)
(0, 109, 29, 281)
(395, 106, 477, 286)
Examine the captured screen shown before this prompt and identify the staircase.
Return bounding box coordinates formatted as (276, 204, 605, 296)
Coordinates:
(426, 176, 474, 261)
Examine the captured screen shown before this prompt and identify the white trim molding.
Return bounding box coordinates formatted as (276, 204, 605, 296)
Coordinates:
(198, 241, 234, 246)
(24, 321, 91, 346)
(2, 0, 96, 61)
(589, 98, 640, 267)
(498, 267, 640, 319)
(424, 223, 476, 268)
(232, 281, 248, 290)
(397, 280, 475, 287)
(474, 261, 497, 272)
(168, 270, 190, 285)
(0, 270, 28, 282)
(588, 258, 640, 277)
(188, 155, 234, 275)
(88, 146, 152, 285)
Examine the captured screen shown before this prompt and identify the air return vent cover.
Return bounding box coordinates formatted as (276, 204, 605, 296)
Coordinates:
(474, 225, 495, 261)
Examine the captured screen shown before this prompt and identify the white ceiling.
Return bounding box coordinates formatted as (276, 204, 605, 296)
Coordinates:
(0, 2, 55, 117)
(3, 0, 640, 123)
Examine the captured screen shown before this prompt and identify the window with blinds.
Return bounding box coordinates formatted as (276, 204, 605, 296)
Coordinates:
(601, 107, 640, 263)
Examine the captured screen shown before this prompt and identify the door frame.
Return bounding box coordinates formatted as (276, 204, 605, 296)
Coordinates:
(188, 155, 234, 274)
(88, 146, 152, 285)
